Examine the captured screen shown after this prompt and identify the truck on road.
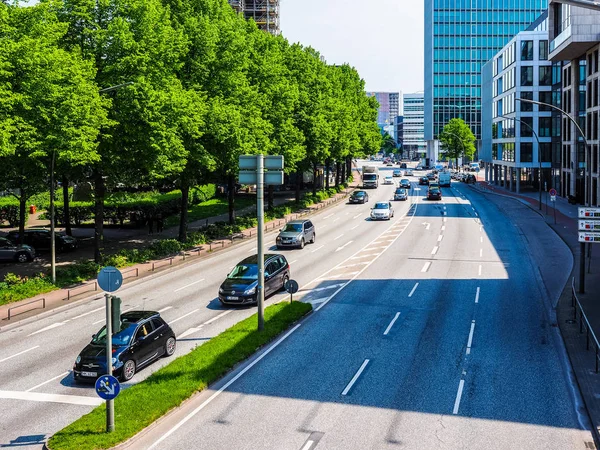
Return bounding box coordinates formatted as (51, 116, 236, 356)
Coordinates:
(438, 171, 451, 187)
(362, 165, 379, 188)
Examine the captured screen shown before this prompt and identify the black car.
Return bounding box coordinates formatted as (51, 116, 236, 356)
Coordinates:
(73, 311, 176, 383)
(399, 179, 411, 189)
(428, 187, 442, 200)
(7, 228, 78, 252)
(419, 176, 429, 186)
(219, 254, 290, 306)
(349, 190, 369, 204)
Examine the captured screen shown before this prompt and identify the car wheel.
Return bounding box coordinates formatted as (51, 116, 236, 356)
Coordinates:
(15, 252, 29, 263)
(299, 238, 305, 249)
(164, 337, 176, 357)
(280, 273, 290, 292)
(311, 232, 316, 244)
(121, 360, 136, 381)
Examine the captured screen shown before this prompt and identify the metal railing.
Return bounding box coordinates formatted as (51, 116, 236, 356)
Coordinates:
(571, 277, 600, 373)
(8, 297, 45, 320)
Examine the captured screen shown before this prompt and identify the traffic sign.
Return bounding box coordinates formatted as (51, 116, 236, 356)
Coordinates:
(549, 188, 557, 197)
(95, 375, 120, 400)
(579, 232, 600, 243)
(578, 207, 600, 219)
(580, 220, 600, 231)
(551, 195, 556, 202)
(97, 267, 123, 292)
(284, 279, 299, 294)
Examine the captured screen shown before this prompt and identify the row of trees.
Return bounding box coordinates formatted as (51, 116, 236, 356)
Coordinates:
(0, 0, 382, 262)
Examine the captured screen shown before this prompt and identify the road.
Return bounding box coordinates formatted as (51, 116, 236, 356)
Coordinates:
(128, 167, 592, 450)
(0, 161, 410, 448)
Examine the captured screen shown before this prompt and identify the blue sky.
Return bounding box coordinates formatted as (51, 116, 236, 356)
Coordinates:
(280, 0, 424, 94)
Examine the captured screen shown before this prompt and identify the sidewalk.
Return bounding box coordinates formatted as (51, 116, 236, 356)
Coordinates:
(0, 173, 362, 328)
(471, 178, 600, 441)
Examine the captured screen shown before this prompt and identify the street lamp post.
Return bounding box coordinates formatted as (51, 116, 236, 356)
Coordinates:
(516, 96, 590, 293)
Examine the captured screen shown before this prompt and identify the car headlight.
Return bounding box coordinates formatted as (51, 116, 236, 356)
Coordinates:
(244, 287, 256, 295)
(76, 355, 81, 364)
(219, 287, 224, 294)
(111, 357, 118, 364)
(276, 237, 281, 242)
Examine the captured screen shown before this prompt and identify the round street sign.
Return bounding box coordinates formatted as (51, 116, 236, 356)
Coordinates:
(95, 375, 120, 400)
(549, 188, 557, 197)
(284, 279, 299, 294)
(97, 266, 123, 292)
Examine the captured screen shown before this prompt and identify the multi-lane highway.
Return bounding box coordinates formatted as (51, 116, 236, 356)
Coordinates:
(0, 161, 594, 448)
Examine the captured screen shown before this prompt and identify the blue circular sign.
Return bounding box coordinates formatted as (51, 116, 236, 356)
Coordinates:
(95, 375, 120, 400)
(97, 266, 123, 292)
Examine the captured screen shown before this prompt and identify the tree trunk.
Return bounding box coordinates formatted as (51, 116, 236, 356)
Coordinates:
(335, 161, 341, 187)
(18, 193, 26, 246)
(268, 184, 274, 210)
(178, 180, 189, 242)
(94, 170, 105, 264)
(347, 158, 352, 181)
(312, 163, 317, 196)
(227, 173, 236, 225)
(62, 174, 72, 235)
(295, 170, 302, 203)
(325, 159, 330, 190)
(341, 160, 346, 184)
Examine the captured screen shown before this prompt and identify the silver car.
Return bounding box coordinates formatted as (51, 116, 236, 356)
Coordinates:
(276, 220, 316, 249)
(370, 202, 394, 220)
(0, 237, 35, 263)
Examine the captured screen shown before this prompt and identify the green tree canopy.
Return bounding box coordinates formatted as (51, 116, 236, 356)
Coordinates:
(439, 118, 476, 165)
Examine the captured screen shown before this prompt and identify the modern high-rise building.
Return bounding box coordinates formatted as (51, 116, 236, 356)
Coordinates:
(424, 0, 547, 165)
(367, 92, 400, 134)
(403, 93, 426, 160)
(229, 0, 280, 35)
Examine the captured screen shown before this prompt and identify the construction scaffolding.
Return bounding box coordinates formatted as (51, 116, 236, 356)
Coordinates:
(229, 0, 280, 35)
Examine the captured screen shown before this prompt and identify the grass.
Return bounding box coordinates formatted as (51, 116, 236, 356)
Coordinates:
(165, 196, 256, 227)
(47, 301, 312, 450)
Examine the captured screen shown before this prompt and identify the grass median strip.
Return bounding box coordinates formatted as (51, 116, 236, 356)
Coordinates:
(47, 301, 312, 450)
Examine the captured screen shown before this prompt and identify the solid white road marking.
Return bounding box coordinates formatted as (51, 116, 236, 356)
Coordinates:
(350, 252, 380, 259)
(174, 279, 205, 293)
(158, 306, 173, 313)
(334, 234, 344, 240)
(342, 359, 370, 396)
(408, 282, 419, 298)
(289, 259, 298, 264)
(383, 313, 401, 336)
(202, 310, 233, 326)
(453, 379, 466, 415)
(311, 245, 325, 253)
(301, 441, 315, 450)
(478, 265, 482, 276)
(248, 247, 257, 253)
(431, 246, 439, 255)
(28, 323, 65, 337)
(147, 324, 303, 450)
(178, 327, 202, 339)
(353, 213, 362, 219)
(305, 297, 329, 305)
(438, 235, 443, 242)
(70, 306, 104, 321)
(335, 241, 354, 253)
(324, 214, 334, 219)
(0, 346, 39, 363)
(170, 309, 200, 325)
(421, 262, 432, 272)
(0, 390, 102, 406)
(466, 320, 476, 355)
(475, 287, 480, 303)
(26, 371, 70, 392)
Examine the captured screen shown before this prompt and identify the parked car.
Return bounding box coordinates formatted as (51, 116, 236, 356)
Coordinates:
(276, 219, 315, 249)
(349, 190, 369, 204)
(428, 187, 442, 200)
(394, 188, 408, 201)
(384, 175, 394, 184)
(399, 178, 411, 189)
(419, 176, 429, 186)
(393, 169, 402, 177)
(7, 229, 77, 252)
(219, 254, 290, 306)
(370, 202, 394, 220)
(0, 237, 35, 263)
(73, 311, 176, 383)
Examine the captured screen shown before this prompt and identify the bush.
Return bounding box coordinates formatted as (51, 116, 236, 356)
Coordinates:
(0, 197, 23, 227)
(147, 239, 183, 259)
(189, 184, 216, 205)
(0, 273, 56, 306)
(56, 261, 101, 287)
(185, 231, 207, 247)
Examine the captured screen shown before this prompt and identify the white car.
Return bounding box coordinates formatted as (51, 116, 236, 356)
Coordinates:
(370, 202, 394, 220)
(405, 169, 413, 176)
(384, 175, 394, 184)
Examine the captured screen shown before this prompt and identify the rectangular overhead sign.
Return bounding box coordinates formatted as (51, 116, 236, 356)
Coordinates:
(579, 220, 600, 231)
(238, 155, 284, 170)
(578, 207, 600, 219)
(579, 232, 600, 243)
(238, 170, 284, 185)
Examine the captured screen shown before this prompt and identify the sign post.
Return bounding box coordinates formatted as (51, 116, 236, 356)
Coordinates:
(549, 189, 557, 224)
(578, 208, 600, 293)
(284, 279, 299, 303)
(97, 266, 123, 432)
(238, 155, 284, 331)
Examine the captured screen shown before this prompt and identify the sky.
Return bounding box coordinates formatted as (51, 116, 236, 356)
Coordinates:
(280, 0, 424, 95)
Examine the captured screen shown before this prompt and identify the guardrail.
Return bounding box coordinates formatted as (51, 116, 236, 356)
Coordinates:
(67, 281, 98, 300)
(571, 277, 600, 373)
(8, 297, 45, 320)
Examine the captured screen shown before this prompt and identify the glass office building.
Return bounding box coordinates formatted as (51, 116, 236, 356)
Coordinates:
(424, 0, 548, 163)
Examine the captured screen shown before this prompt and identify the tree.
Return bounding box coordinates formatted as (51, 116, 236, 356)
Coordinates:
(439, 118, 476, 169)
(381, 132, 396, 155)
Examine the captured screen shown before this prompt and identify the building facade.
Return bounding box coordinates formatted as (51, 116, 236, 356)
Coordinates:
(229, 0, 280, 35)
(367, 92, 400, 135)
(481, 19, 553, 193)
(403, 93, 426, 160)
(548, 0, 600, 206)
(424, 0, 548, 165)
(395, 116, 404, 155)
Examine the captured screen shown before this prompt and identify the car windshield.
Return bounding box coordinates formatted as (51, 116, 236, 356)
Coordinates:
(92, 322, 137, 347)
(429, 188, 440, 192)
(228, 264, 259, 280)
(283, 223, 302, 232)
(363, 174, 377, 180)
(395, 189, 406, 194)
(401, 179, 409, 183)
(374, 203, 389, 209)
(353, 192, 365, 197)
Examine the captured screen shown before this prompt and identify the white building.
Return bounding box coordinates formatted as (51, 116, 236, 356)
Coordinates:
(403, 93, 425, 160)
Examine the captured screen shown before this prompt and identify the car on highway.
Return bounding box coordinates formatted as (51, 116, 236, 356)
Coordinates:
(73, 311, 176, 383)
(399, 178, 411, 189)
(386, 162, 393, 166)
(394, 188, 408, 201)
(219, 254, 290, 306)
(405, 169, 414, 176)
(370, 201, 394, 220)
(427, 186, 442, 200)
(392, 169, 402, 177)
(384, 175, 394, 184)
(349, 190, 369, 204)
(276, 219, 315, 249)
(426, 172, 436, 180)
(0, 237, 35, 263)
(7, 228, 78, 252)
(419, 176, 429, 186)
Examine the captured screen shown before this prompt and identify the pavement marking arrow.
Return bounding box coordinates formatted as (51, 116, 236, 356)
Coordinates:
(422, 222, 431, 230)
(335, 240, 354, 252)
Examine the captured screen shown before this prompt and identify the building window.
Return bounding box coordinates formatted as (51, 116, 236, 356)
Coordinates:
(492, 143, 498, 160)
(594, 78, 599, 107)
(539, 91, 553, 111)
(521, 117, 533, 137)
(521, 143, 533, 162)
(539, 66, 552, 86)
(540, 143, 552, 163)
(521, 41, 534, 61)
(520, 91, 534, 111)
(521, 66, 534, 86)
(539, 117, 552, 137)
(539, 40, 548, 61)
